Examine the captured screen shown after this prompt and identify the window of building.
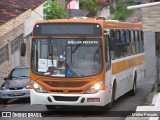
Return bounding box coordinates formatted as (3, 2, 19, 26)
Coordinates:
(0, 45, 8, 65)
(11, 37, 21, 54)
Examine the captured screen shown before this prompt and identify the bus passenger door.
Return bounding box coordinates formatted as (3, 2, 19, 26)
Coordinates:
(104, 34, 112, 104)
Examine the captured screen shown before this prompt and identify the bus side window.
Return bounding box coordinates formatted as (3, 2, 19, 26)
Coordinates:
(110, 30, 116, 60)
(105, 35, 111, 70)
(141, 31, 144, 52)
(139, 31, 142, 53)
(135, 31, 140, 54)
(115, 30, 121, 58)
(139, 31, 143, 53)
(121, 30, 127, 57)
(131, 30, 136, 54)
(126, 30, 131, 55)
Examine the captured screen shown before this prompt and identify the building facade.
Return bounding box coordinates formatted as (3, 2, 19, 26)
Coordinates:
(0, 0, 46, 85)
(0, 10, 31, 85)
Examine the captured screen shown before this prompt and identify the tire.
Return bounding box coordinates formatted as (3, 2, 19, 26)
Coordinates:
(0, 99, 8, 105)
(46, 105, 56, 110)
(105, 82, 116, 110)
(129, 74, 137, 96)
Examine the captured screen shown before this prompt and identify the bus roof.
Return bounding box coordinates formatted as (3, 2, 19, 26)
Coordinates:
(34, 18, 142, 30)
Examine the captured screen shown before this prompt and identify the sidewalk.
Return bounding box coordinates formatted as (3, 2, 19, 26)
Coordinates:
(126, 75, 160, 120)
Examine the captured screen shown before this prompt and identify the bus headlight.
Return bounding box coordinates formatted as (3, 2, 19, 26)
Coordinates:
(85, 81, 104, 94)
(31, 81, 47, 93)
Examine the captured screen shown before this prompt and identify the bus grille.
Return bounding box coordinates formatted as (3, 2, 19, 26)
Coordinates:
(43, 81, 89, 87)
(50, 90, 63, 93)
(50, 90, 83, 93)
(53, 96, 79, 102)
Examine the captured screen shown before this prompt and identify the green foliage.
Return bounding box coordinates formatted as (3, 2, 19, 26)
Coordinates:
(79, 0, 98, 17)
(110, 2, 136, 21)
(43, 1, 66, 20)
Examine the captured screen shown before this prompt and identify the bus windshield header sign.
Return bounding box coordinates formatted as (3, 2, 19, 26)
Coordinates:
(33, 23, 102, 36)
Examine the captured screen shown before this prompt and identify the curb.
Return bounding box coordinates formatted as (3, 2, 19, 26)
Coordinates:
(125, 93, 160, 120)
(0, 104, 7, 108)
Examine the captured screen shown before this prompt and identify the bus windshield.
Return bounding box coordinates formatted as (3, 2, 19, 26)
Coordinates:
(31, 38, 103, 78)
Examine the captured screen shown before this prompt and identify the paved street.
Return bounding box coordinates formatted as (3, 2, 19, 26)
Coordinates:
(0, 0, 160, 120)
(0, 75, 156, 120)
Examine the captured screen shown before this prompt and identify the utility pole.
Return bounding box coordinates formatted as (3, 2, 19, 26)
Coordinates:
(65, 0, 72, 18)
(112, 0, 116, 12)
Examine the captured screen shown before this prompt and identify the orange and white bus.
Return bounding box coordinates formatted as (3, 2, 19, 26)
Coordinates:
(30, 17, 145, 110)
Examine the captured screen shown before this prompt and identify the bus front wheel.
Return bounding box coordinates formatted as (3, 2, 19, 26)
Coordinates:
(105, 82, 116, 110)
(0, 99, 8, 105)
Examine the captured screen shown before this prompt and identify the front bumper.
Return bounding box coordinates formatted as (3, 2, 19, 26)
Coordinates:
(0, 89, 30, 99)
(30, 89, 108, 106)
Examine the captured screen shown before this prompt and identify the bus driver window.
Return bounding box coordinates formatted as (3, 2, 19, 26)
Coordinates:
(105, 35, 111, 70)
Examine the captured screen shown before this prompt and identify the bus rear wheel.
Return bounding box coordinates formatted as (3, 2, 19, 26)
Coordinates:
(129, 74, 137, 96)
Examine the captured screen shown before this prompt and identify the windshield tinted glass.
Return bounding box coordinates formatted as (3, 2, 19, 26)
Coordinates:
(126, 19, 138, 23)
(31, 38, 103, 77)
(33, 23, 102, 36)
(11, 67, 29, 79)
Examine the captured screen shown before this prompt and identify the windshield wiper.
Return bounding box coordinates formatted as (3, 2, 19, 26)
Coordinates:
(71, 37, 86, 53)
(12, 76, 18, 79)
(48, 36, 54, 66)
(19, 76, 29, 78)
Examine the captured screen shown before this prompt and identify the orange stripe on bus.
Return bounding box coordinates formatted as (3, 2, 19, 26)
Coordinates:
(112, 55, 145, 75)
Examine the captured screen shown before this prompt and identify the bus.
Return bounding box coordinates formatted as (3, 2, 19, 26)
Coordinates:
(30, 17, 145, 110)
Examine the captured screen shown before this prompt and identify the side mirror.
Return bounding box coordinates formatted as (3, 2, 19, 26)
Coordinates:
(21, 42, 26, 57)
(4, 77, 8, 80)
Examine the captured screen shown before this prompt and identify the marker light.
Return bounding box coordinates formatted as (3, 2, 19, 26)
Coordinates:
(85, 81, 104, 94)
(1, 86, 7, 90)
(31, 80, 47, 93)
(25, 85, 29, 89)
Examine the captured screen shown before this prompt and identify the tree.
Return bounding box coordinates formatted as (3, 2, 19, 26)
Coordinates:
(79, 0, 99, 17)
(43, 1, 66, 20)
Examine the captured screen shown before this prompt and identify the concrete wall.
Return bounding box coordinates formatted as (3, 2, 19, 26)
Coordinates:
(24, 3, 45, 36)
(142, 5, 160, 32)
(144, 32, 156, 76)
(142, 5, 160, 77)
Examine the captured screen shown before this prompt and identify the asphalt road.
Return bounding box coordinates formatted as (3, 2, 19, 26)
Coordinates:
(0, 75, 156, 120)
